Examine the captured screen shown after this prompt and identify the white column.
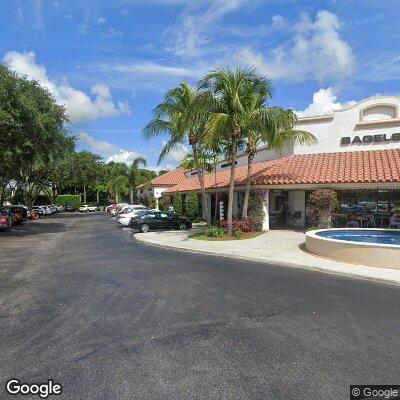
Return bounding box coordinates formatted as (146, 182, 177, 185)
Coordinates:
(262, 189, 270, 231)
(155, 197, 159, 211)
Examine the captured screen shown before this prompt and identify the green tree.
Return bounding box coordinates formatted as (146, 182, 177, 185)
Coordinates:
(128, 157, 147, 204)
(241, 89, 317, 220)
(106, 175, 129, 204)
(74, 151, 103, 203)
(180, 148, 214, 173)
(199, 67, 268, 235)
(173, 192, 183, 216)
(0, 64, 71, 206)
(144, 83, 212, 226)
(187, 192, 199, 221)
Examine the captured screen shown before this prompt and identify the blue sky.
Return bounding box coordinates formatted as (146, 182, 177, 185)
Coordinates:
(1, 0, 399, 171)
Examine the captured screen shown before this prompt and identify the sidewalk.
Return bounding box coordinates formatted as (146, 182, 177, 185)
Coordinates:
(133, 229, 400, 287)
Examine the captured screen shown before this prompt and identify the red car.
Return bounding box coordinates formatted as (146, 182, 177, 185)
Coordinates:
(0, 211, 11, 230)
(10, 206, 28, 224)
(29, 210, 40, 220)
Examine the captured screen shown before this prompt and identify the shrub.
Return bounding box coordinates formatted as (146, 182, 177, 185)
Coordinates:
(233, 229, 243, 238)
(173, 192, 183, 216)
(248, 190, 267, 231)
(308, 189, 338, 228)
(187, 192, 199, 221)
(158, 196, 171, 212)
(206, 227, 225, 237)
(218, 219, 255, 233)
(56, 195, 81, 210)
(148, 196, 157, 209)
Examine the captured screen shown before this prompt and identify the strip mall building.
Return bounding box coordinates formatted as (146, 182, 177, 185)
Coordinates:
(137, 96, 400, 229)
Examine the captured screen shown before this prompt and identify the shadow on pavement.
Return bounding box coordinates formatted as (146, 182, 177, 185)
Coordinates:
(0, 221, 68, 237)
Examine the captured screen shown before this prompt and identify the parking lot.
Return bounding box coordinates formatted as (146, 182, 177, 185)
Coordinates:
(1, 213, 399, 399)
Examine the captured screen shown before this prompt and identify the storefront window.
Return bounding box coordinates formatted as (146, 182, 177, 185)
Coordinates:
(378, 189, 400, 215)
(305, 188, 400, 227)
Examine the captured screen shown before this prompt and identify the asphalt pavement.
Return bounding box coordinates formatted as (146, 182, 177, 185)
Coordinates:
(0, 213, 399, 399)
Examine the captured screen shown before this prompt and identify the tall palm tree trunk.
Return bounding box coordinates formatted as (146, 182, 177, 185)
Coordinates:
(96, 191, 100, 205)
(130, 188, 134, 205)
(227, 135, 238, 236)
(242, 153, 255, 220)
(214, 159, 218, 221)
(192, 144, 211, 227)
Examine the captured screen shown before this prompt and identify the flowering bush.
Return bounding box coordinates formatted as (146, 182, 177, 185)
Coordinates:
(218, 219, 255, 233)
(308, 189, 338, 228)
(248, 190, 267, 231)
(233, 229, 243, 238)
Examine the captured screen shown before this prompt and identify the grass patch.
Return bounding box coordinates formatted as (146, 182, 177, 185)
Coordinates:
(190, 231, 265, 241)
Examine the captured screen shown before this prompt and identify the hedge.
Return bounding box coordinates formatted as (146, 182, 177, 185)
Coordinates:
(187, 192, 199, 221)
(56, 195, 81, 210)
(173, 192, 183, 216)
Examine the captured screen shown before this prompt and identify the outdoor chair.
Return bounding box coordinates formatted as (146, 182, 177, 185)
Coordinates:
(347, 216, 359, 228)
(389, 215, 400, 229)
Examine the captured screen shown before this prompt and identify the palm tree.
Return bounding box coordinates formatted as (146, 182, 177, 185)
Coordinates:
(199, 67, 269, 235)
(128, 156, 147, 204)
(144, 83, 212, 226)
(180, 148, 214, 173)
(241, 96, 317, 220)
(106, 175, 129, 204)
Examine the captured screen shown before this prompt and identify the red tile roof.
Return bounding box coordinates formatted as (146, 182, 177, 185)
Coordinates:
(163, 149, 400, 194)
(136, 167, 187, 188)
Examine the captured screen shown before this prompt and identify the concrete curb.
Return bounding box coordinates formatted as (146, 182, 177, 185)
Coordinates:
(132, 233, 400, 288)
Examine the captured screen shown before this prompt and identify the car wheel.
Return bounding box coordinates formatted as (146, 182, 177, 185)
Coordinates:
(178, 222, 186, 230)
(140, 224, 150, 233)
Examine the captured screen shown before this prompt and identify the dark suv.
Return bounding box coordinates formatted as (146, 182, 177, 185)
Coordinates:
(129, 211, 192, 233)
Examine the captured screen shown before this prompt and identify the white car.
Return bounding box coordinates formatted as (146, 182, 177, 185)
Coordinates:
(79, 204, 97, 212)
(110, 203, 129, 216)
(116, 206, 150, 226)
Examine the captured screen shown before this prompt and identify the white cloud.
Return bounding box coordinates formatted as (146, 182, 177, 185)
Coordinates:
(97, 17, 106, 24)
(103, 62, 197, 78)
(166, 0, 251, 58)
(3, 51, 130, 123)
(162, 141, 189, 163)
(77, 132, 120, 154)
(296, 87, 356, 117)
(77, 131, 143, 165)
(234, 10, 356, 83)
(271, 14, 286, 29)
(106, 150, 143, 164)
(359, 51, 400, 83)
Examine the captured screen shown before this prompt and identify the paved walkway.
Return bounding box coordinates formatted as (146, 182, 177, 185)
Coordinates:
(134, 229, 400, 286)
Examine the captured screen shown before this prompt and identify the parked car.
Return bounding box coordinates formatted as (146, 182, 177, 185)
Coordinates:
(47, 205, 58, 213)
(129, 211, 192, 232)
(65, 205, 75, 212)
(116, 206, 150, 226)
(29, 210, 40, 220)
(0, 210, 12, 230)
(2, 209, 17, 225)
(10, 205, 28, 224)
(31, 206, 44, 217)
(112, 203, 130, 216)
(106, 204, 117, 214)
(79, 204, 97, 212)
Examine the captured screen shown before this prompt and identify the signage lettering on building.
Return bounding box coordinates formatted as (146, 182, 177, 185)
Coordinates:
(341, 133, 400, 146)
